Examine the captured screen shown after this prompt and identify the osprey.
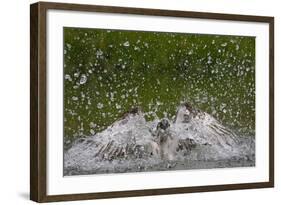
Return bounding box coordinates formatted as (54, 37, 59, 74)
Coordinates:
(64, 103, 251, 173)
(152, 118, 179, 160)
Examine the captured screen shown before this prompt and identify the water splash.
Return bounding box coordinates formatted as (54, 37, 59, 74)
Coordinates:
(64, 104, 255, 176)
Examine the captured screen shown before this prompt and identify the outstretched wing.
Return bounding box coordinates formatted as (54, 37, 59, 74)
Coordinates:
(65, 111, 158, 163)
(174, 104, 239, 152)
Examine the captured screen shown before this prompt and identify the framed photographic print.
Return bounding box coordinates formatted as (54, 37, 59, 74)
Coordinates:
(30, 1, 274, 202)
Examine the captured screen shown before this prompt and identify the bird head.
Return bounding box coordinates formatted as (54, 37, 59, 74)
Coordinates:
(157, 118, 170, 131)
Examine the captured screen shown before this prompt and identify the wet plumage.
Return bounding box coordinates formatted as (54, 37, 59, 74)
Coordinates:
(65, 103, 249, 172)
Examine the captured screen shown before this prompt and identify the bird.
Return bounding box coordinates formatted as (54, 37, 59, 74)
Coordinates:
(64, 102, 245, 172)
(151, 118, 179, 160)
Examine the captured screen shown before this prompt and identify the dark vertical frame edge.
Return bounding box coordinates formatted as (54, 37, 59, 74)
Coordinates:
(30, 1, 274, 203)
(269, 17, 274, 187)
(30, 2, 48, 202)
(30, 2, 40, 202)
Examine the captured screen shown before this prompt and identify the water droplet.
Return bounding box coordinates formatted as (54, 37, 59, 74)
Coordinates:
(66, 43, 71, 49)
(97, 103, 104, 109)
(90, 129, 95, 135)
(65, 74, 72, 81)
(116, 104, 121, 109)
(79, 74, 87, 84)
(96, 50, 103, 56)
(72, 96, 78, 101)
(123, 41, 130, 47)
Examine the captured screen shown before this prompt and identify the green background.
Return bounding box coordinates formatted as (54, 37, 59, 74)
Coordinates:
(63, 27, 255, 142)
